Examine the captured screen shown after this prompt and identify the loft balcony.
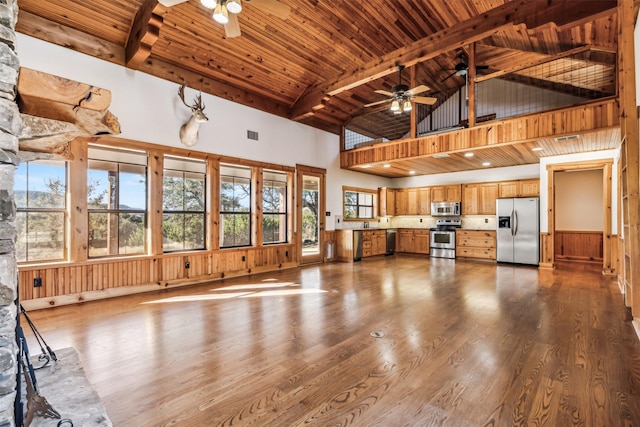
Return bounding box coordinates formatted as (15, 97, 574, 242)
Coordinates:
(341, 48, 619, 178)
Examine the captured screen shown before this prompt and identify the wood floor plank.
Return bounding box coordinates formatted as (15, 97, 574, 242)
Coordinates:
(20, 256, 640, 426)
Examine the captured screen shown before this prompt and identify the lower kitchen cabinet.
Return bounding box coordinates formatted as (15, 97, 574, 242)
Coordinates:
(362, 230, 387, 258)
(456, 229, 496, 260)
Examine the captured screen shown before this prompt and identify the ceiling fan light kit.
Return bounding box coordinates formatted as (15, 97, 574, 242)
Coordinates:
(364, 65, 437, 113)
(201, 0, 242, 24)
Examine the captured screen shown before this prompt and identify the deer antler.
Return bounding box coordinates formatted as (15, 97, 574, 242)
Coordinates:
(194, 93, 205, 112)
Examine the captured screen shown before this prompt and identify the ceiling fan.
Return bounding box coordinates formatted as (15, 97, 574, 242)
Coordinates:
(364, 65, 438, 113)
(441, 53, 489, 82)
(159, 0, 290, 38)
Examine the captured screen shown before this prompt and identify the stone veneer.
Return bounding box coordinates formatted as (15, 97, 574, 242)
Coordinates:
(0, 0, 20, 425)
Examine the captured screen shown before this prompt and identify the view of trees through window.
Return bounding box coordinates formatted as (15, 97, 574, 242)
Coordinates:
(344, 189, 374, 219)
(263, 171, 287, 244)
(87, 148, 147, 257)
(15, 160, 66, 262)
(220, 166, 251, 247)
(163, 157, 206, 252)
(302, 176, 320, 251)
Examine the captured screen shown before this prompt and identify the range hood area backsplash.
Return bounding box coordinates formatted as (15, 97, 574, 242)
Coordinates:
(334, 215, 496, 230)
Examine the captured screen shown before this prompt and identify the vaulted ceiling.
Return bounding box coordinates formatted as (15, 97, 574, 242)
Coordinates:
(15, 0, 626, 175)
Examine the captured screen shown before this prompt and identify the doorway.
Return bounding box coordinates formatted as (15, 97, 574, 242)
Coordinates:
(545, 160, 614, 274)
(296, 165, 326, 265)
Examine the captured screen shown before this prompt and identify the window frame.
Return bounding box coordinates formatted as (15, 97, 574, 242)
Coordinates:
(262, 170, 288, 245)
(15, 160, 68, 263)
(220, 165, 252, 248)
(87, 147, 148, 258)
(342, 186, 377, 220)
(162, 156, 207, 253)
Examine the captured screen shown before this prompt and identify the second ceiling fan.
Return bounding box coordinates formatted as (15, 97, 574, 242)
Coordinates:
(365, 65, 437, 113)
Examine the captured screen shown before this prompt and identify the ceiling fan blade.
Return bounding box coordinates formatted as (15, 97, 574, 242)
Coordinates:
(441, 70, 458, 83)
(476, 65, 490, 70)
(364, 99, 391, 107)
(413, 96, 438, 105)
(407, 85, 430, 96)
(374, 89, 394, 97)
(250, 0, 291, 19)
(225, 13, 241, 38)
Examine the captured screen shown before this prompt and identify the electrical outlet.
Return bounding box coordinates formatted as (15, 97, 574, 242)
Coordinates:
(485, 218, 489, 223)
(185, 261, 190, 269)
(420, 218, 423, 223)
(285, 251, 289, 257)
(33, 277, 42, 288)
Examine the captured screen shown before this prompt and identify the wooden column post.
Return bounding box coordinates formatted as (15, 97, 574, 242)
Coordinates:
(410, 65, 417, 138)
(68, 139, 89, 262)
(467, 44, 477, 127)
(618, 0, 640, 316)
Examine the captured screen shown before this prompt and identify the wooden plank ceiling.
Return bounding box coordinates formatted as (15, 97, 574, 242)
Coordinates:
(16, 0, 622, 176)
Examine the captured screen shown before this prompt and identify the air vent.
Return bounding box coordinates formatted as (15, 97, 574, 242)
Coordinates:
(247, 130, 259, 141)
(554, 135, 579, 142)
(433, 153, 450, 159)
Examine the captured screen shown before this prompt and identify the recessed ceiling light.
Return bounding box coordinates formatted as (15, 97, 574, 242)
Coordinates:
(482, 162, 491, 167)
(383, 164, 391, 168)
(532, 147, 543, 151)
(433, 153, 450, 159)
(360, 164, 373, 169)
(464, 152, 474, 157)
(409, 170, 416, 175)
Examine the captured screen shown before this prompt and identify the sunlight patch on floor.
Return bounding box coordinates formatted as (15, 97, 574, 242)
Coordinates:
(142, 280, 327, 304)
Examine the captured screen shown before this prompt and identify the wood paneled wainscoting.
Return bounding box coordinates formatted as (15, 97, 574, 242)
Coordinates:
(19, 244, 296, 309)
(555, 230, 604, 263)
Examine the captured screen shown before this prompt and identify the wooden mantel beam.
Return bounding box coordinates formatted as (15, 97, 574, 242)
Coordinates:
(289, 0, 617, 121)
(126, 0, 167, 69)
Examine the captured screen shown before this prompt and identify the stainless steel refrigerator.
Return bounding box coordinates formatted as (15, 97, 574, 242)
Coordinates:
(496, 197, 539, 265)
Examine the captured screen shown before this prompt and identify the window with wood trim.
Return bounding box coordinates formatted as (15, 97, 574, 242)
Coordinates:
(262, 170, 287, 244)
(162, 156, 207, 252)
(343, 187, 376, 219)
(87, 146, 148, 257)
(220, 165, 251, 248)
(15, 160, 67, 262)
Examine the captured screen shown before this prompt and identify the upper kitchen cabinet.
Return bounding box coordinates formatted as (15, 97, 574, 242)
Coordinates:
(418, 187, 430, 215)
(431, 184, 461, 202)
(378, 187, 395, 217)
(462, 183, 498, 215)
(394, 187, 430, 215)
(498, 179, 540, 198)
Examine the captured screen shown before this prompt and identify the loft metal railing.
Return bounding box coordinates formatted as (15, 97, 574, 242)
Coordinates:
(344, 50, 616, 151)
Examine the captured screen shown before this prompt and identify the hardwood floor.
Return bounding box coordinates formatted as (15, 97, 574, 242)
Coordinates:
(21, 255, 640, 426)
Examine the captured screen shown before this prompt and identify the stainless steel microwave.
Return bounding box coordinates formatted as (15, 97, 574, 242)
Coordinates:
(431, 201, 461, 216)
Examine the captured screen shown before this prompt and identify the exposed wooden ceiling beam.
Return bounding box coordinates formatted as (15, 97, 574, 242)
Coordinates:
(125, 0, 167, 69)
(289, 0, 617, 122)
(475, 45, 594, 83)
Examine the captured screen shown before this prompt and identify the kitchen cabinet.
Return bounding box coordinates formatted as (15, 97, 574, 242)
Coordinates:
(498, 179, 539, 198)
(462, 183, 498, 215)
(413, 230, 431, 254)
(378, 187, 395, 217)
(362, 230, 386, 257)
(479, 183, 499, 214)
(431, 184, 461, 202)
(418, 187, 430, 215)
(397, 229, 430, 254)
(397, 229, 415, 252)
(456, 230, 496, 260)
(462, 184, 479, 215)
(395, 189, 408, 215)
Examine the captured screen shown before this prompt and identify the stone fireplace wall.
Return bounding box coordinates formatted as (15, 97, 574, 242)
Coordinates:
(0, 0, 20, 425)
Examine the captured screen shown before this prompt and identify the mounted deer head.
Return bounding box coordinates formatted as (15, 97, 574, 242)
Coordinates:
(178, 83, 208, 147)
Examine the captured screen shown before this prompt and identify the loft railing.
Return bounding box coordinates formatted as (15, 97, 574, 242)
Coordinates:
(343, 49, 616, 151)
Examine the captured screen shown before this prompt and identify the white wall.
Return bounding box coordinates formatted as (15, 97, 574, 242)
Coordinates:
(539, 150, 619, 233)
(555, 169, 603, 231)
(16, 34, 392, 230)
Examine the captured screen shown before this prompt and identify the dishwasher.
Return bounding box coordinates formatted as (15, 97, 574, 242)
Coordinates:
(353, 230, 363, 261)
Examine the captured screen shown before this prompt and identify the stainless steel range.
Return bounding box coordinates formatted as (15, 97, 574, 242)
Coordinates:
(430, 218, 461, 259)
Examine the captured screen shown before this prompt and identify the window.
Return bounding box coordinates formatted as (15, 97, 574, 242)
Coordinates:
(15, 160, 66, 262)
(262, 171, 287, 244)
(220, 165, 251, 247)
(87, 147, 147, 257)
(162, 156, 207, 252)
(343, 187, 376, 219)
